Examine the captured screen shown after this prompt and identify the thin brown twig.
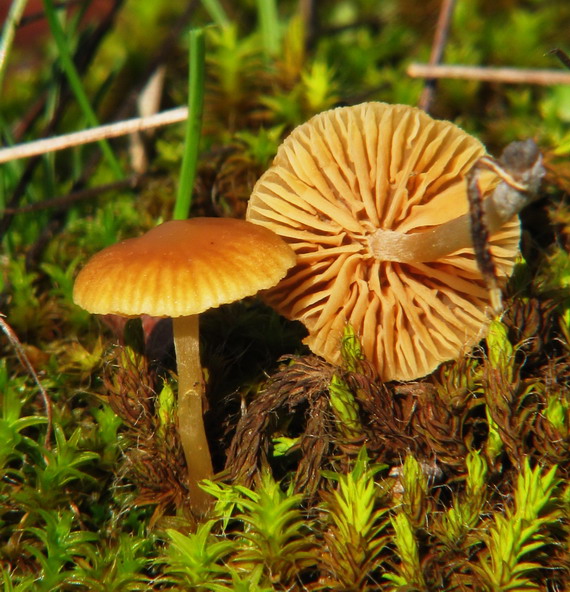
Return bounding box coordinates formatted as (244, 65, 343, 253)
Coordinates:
(19, 0, 90, 26)
(549, 48, 570, 71)
(408, 63, 570, 85)
(0, 176, 141, 215)
(468, 140, 544, 313)
(298, 0, 317, 49)
(418, 0, 456, 113)
(0, 107, 188, 165)
(0, 314, 53, 450)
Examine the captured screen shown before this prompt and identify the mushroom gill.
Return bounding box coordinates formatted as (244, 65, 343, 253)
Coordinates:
(246, 102, 521, 381)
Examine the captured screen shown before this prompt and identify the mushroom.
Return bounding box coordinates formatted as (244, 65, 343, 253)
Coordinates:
(246, 102, 531, 382)
(73, 217, 296, 513)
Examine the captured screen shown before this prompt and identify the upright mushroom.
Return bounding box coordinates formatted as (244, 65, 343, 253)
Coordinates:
(73, 217, 295, 513)
(246, 102, 532, 381)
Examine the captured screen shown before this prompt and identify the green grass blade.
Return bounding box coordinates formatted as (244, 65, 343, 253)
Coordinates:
(0, 0, 29, 93)
(200, 0, 229, 28)
(173, 28, 205, 220)
(257, 0, 280, 58)
(42, 0, 124, 179)
(0, 114, 21, 208)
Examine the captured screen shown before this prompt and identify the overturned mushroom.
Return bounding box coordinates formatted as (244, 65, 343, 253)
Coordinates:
(247, 102, 542, 381)
(73, 218, 295, 514)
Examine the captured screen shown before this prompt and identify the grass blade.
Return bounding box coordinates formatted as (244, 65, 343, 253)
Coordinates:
(174, 28, 205, 220)
(0, 0, 29, 93)
(42, 0, 123, 178)
(200, 0, 229, 28)
(257, 0, 280, 58)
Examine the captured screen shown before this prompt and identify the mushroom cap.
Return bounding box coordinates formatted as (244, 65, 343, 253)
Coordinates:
(246, 102, 520, 381)
(73, 218, 296, 317)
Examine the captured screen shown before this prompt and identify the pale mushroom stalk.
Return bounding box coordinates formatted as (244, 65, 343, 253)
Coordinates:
(172, 315, 213, 515)
(368, 140, 544, 263)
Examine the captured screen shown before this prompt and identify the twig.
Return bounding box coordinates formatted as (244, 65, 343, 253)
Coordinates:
(549, 48, 570, 71)
(298, 0, 316, 49)
(0, 314, 53, 450)
(0, 176, 140, 215)
(408, 63, 570, 85)
(0, 107, 188, 164)
(19, 0, 86, 26)
(418, 0, 456, 113)
(129, 67, 166, 174)
(468, 140, 545, 313)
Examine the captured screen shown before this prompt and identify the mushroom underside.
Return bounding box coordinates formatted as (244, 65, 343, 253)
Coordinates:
(247, 102, 521, 381)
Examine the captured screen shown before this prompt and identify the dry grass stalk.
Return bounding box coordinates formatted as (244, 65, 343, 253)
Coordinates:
(0, 106, 188, 164)
(418, 0, 457, 112)
(408, 63, 570, 85)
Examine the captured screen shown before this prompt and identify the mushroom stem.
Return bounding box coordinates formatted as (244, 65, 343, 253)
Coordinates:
(368, 144, 544, 263)
(368, 200, 508, 263)
(172, 314, 214, 515)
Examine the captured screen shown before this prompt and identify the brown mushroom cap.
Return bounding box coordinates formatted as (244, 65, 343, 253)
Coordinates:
(73, 217, 296, 317)
(246, 102, 520, 381)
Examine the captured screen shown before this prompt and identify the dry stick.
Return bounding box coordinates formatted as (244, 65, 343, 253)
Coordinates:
(408, 63, 570, 85)
(418, 0, 456, 113)
(468, 140, 545, 313)
(0, 176, 140, 215)
(0, 314, 53, 450)
(0, 107, 189, 165)
(19, 0, 88, 26)
(129, 67, 166, 174)
(549, 48, 570, 71)
(298, 0, 317, 49)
